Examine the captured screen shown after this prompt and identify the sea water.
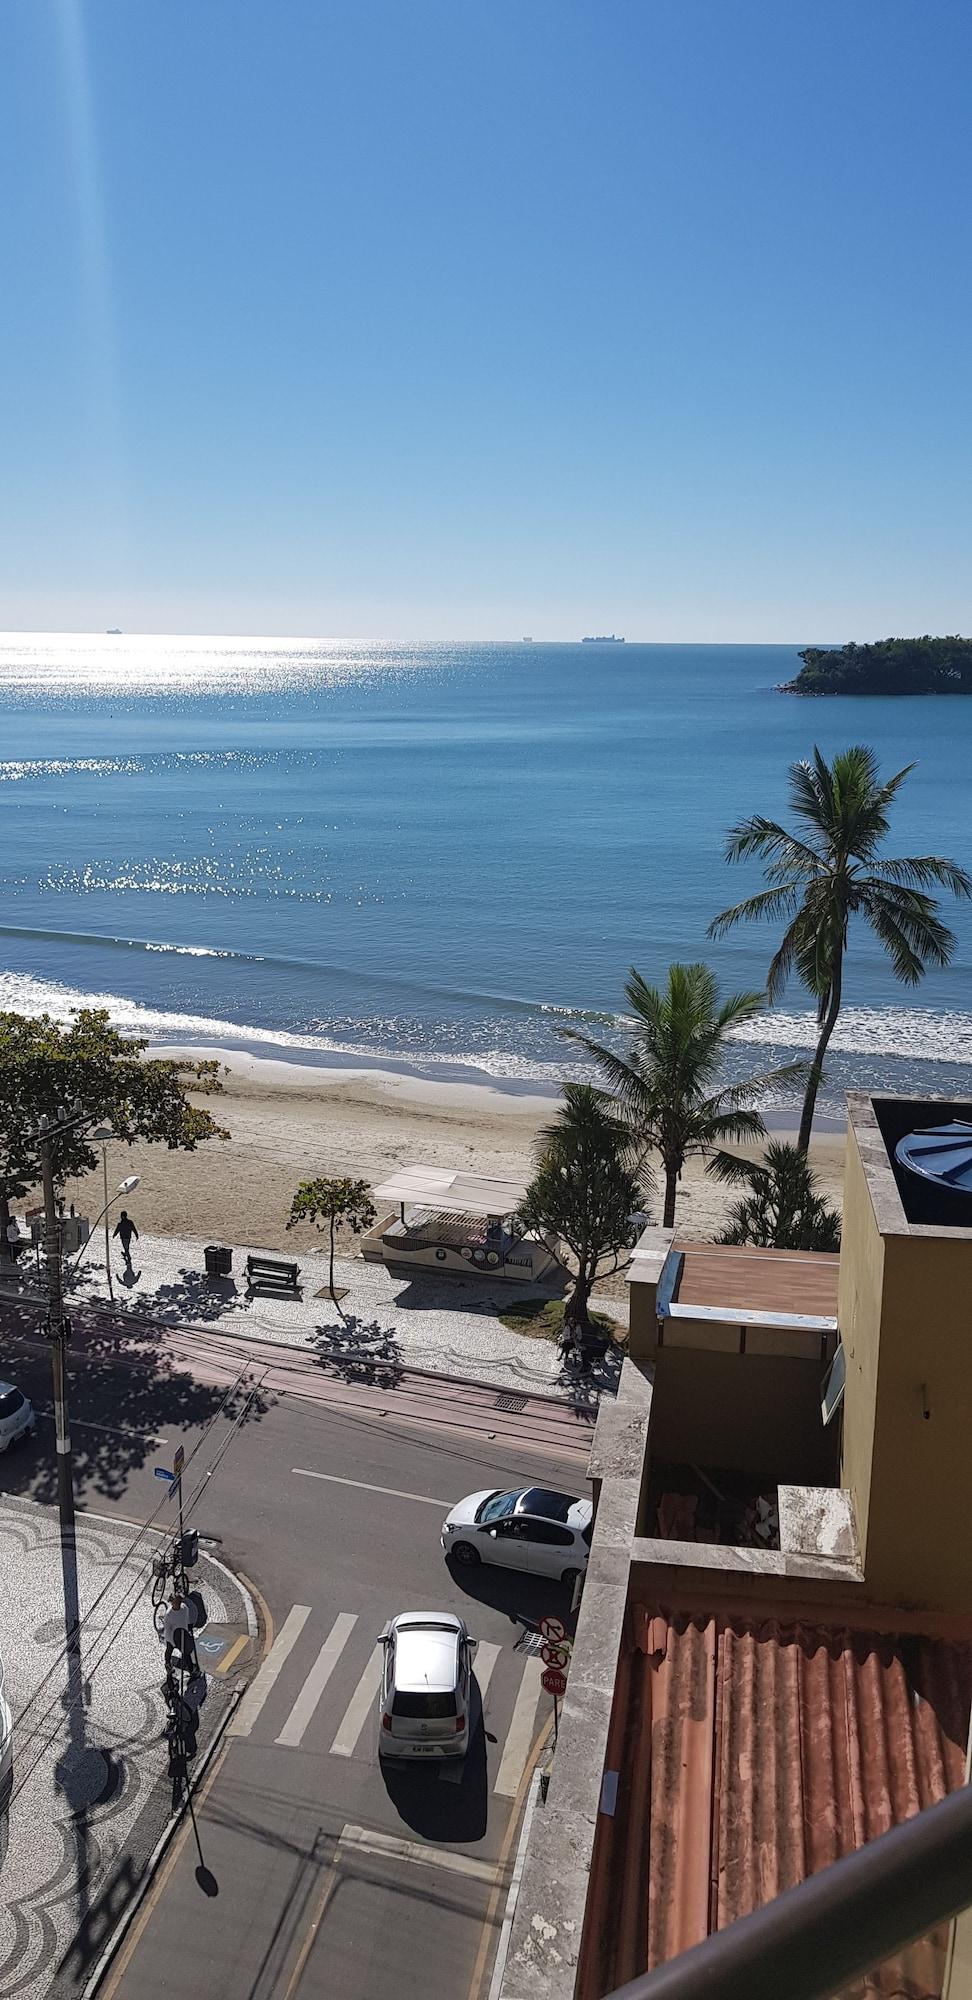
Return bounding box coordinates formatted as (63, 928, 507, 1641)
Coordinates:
(1, 633, 970, 1116)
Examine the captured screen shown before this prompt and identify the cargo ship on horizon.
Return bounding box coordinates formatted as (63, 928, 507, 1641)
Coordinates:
(582, 633, 625, 644)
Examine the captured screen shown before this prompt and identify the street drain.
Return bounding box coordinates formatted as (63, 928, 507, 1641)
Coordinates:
(494, 1393, 528, 1414)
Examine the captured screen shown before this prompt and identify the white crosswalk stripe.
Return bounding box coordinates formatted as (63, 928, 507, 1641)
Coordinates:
(276, 1613, 357, 1747)
(228, 1604, 311, 1739)
(493, 1656, 543, 1797)
(330, 1644, 384, 1758)
(473, 1640, 501, 1709)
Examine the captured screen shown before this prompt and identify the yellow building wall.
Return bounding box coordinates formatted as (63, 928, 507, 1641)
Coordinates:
(838, 1126, 886, 1562)
(840, 1122, 972, 1612)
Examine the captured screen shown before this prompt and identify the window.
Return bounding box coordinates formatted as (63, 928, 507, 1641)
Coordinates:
(523, 1520, 572, 1547)
(478, 1491, 519, 1524)
(0, 1390, 24, 1420)
(821, 1343, 845, 1427)
(516, 1488, 574, 1522)
(392, 1690, 457, 1719)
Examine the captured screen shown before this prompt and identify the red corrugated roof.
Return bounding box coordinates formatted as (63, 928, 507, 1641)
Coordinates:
(579, 1608, 972, 2000)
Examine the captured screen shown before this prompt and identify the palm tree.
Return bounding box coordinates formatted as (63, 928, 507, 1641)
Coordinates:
(711, 1140, 841, 1251)
(709, 746, 972, 1153)
(565, 963, 769, 1229)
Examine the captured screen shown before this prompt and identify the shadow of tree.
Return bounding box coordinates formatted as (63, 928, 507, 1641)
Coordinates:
(0, 1301, 268, 1506)
(70, 1266, 248, 1329)
(308, 1315, 404, 1391)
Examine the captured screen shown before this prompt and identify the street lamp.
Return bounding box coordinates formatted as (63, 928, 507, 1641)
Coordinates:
(65, 1138, 140, 1293)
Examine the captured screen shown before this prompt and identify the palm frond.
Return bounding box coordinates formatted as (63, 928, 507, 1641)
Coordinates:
(868, 855, 972, 898)
(708, 885, 798, 938)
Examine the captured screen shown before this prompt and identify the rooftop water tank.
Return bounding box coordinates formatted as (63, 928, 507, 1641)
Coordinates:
(894, 1121, 972, 1225)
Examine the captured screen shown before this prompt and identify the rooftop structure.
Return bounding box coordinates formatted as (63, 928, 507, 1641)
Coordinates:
(366, 1161, 561, 1286)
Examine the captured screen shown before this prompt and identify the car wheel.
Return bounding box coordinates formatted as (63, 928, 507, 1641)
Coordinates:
(561, 1567, 581, 1590)
(450, 1540, 481, 1567)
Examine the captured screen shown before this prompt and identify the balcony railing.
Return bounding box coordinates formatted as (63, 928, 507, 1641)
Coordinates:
(604, 1780, 972, 2000)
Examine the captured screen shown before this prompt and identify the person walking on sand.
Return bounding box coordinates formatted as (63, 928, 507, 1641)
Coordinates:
(112, 1209, 139, 1265)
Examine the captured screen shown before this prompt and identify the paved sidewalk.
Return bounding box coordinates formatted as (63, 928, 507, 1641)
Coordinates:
(0, 1496, 250, 2000)
(5, 1231, 627, 1399)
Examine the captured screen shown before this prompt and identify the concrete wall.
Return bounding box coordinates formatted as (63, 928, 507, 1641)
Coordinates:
(648, 1346, 838, 1485)
(840, 1111, 972, 1614)
(838, 1124, 886, 1562)
(626, 1227, 674, 1364)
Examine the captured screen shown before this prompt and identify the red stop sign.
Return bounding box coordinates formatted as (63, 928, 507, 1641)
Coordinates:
(541, 1666, 568, 1697)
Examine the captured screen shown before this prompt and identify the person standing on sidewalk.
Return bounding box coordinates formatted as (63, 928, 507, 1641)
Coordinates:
(161, 1591, 195, 1675)
(4, 1215, 23, 1264)
(112, 1209, 139, 1267)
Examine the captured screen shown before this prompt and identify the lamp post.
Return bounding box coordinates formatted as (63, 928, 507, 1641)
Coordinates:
(35, 1101, 89, 1665)
(91, 1126, 114, 1300)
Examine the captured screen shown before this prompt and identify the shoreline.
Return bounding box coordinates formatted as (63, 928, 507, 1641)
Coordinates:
(49, 1042, 847, 1258)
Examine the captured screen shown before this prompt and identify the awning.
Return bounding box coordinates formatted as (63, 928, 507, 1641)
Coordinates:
(371, 1164, 528, 1219)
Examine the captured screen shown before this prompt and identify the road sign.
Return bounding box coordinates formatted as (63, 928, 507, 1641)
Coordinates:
(541, 1642, 569, 1668)
(541, 1667, 568, 1697)
(173, 1445, 185, 1478)
(154, 1467, 175, 1482)
(540, 1616, 566, 1643)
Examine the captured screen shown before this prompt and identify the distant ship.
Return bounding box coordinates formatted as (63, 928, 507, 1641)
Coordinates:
(522, 636, 534, 643)
(582, 634, 625, 644)
(106, 628, 122, 635)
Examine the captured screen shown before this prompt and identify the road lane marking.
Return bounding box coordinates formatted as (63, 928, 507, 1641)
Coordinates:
(276, 1612, 357, 1747)
(339, 1823, 496, 1884)
(329, 1646, 383, 1757)
(216, 1632, 249, 1676)
(228, 1603, 310, 1738)
(292, 1467, 452, 1508)
(493, 1658, 543, 1797)
(474, 1641, 501, 1709)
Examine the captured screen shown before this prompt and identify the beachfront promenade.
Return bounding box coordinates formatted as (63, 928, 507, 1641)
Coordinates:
(1, 1230, 626, 1400)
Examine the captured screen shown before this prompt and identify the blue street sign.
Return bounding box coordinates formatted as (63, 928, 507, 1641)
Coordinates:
(154, 1467, 175, 1482)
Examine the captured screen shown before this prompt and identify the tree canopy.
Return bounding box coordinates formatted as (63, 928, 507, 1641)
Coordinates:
(712, 1140, 841, 1252)
(709, 746, 971, 1150)
(0, 1008, 227, 1220)
(565, 963, 769, 1229)
(288, 1175, 377, 1305)
(782, 637, 972, 696)
(518, 1082, 647, 1339)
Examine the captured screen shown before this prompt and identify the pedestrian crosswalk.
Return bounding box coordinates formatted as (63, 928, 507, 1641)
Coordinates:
(229, 1605, 552, 1800)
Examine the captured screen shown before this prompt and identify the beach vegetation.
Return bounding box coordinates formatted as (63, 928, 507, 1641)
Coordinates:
(781, 636, 972, 697)
(497, 1295, 620, 1344)
(565, 963, 768, 1229)
(517, 1082, 646, 1342)
(288, 1174, 377, 1306)
(0, 1007, 226, 1241)
(709, 746, 972, 1151)
(711, 1140, 841, 1251)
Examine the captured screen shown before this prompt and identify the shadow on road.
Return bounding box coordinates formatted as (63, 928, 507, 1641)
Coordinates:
(0, 1302, 268, 1505)
(380, 1699, 489, 1842)
(444, 1558, 579, 1635)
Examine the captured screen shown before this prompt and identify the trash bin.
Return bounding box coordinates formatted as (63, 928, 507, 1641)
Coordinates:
(204, 1244, 221, 1278)
(217, 1245, 233, 1277)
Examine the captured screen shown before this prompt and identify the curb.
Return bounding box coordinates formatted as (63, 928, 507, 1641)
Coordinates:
(77, 1680, 245, 2000)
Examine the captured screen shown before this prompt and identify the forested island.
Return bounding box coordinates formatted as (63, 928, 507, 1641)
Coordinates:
(780, 636, 972, 695)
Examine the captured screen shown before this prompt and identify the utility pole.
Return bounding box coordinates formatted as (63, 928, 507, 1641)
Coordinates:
(35, 1106, 86, 1664)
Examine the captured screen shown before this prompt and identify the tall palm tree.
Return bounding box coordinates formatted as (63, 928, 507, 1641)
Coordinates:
(709, 745, 972, 1153)
(565, 963, 768, 1229)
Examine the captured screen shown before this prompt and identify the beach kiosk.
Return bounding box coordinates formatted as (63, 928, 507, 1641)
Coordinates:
(369, 1164, 562, 1285)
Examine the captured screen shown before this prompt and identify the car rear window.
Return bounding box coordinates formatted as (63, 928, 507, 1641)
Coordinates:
(0, 1390, 24, 1420)
(392, 1690, 458, 1719)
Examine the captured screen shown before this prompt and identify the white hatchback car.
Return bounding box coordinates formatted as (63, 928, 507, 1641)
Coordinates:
(441, 1486, 593, 1587)
(0, 1381, 35, 1452)
(378, 1612, 474, 1761)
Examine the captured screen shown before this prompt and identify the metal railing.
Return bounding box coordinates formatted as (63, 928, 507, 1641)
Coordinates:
(605, 1779, 972, 2000)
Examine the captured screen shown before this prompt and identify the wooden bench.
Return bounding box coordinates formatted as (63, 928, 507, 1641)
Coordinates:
(245, 1254, 300, 1297)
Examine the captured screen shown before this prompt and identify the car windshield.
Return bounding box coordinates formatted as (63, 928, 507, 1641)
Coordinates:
(392, 1690, 457, 1718)
(0, 1390, 24, 1420)
(477, 1490, 519, 1524)
(515, 1488, 575, 1522)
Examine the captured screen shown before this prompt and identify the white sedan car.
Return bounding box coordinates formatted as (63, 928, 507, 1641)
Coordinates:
(378, 1611, 474, 1761)
(0, 1382, 35, 1453)
(442, 1486, 592, 1587)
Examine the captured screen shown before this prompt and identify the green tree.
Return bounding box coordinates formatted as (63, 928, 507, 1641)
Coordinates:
(288, 1176, 377, 1306)
(0, 1008, 226, 1238)
(709, 746, 972, 1153)
(518, 1082, 649, 1341)
(565, 964, 768, 1229)
(711, 1140, 841, 1251)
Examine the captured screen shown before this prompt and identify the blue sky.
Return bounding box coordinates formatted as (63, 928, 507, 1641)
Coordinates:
(1, 0, 970, 639)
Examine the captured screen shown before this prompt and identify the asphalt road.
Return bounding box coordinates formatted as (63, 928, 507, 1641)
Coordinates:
(0, 1303, 591, 2000)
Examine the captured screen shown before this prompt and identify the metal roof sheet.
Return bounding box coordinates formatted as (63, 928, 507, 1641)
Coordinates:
(372, 1163, 529, 1217)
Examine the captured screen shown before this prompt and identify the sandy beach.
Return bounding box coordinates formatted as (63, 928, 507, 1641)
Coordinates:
(55, 1046, 847, 1262)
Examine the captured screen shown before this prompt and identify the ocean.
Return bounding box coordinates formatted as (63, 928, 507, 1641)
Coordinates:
(1, 633, 970, 1118)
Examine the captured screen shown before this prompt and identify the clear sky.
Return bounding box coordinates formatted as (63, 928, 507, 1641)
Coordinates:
(2, 0, 970, 640)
